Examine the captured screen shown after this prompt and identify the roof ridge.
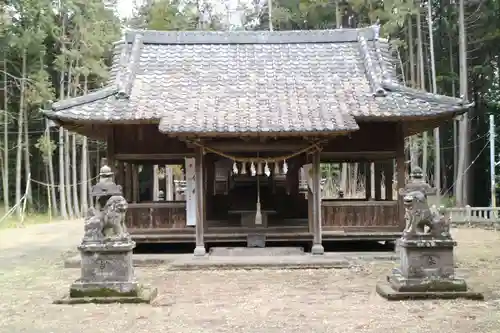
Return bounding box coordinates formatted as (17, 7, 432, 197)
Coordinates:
(117, 33, 143, 99)
(358, 31, 387, 97)
(124, 28, 376, 45)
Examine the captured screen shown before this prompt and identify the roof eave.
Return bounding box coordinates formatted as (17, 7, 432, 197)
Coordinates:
(381, 80, 472, 107)
(51, 85, 119, 112)
(157, 127, 360, 138)
(355, 105, 471, 122)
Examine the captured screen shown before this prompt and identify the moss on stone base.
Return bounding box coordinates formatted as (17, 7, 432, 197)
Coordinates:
(54, 287, 157, 305)
(376, 281, 484, 301)
(388, 275, 468, 293)
(69, 287, 139, 298)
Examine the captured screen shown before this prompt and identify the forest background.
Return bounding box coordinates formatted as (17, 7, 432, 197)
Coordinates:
(0, 0, 499, 222)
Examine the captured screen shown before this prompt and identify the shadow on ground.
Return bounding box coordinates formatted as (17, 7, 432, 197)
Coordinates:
(134, 240, 395, 254)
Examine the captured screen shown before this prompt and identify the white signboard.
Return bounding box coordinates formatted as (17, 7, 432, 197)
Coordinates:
(302, 164, 313, 191)
(185, 158, 197, 226)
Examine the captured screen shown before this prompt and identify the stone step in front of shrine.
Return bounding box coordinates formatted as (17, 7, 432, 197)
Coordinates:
(64, 251, 398, 269)
(209, 247, 305, 256)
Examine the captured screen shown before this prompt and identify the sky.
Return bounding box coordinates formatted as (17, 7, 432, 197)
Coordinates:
(117, 0, 134, 18)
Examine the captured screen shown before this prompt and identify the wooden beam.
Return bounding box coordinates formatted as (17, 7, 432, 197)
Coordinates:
(321, 151, 396, 162)
(115, 153, 194, 160)
(206, 141, 310, 152)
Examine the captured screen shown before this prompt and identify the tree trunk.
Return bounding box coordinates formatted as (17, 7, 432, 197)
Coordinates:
(64, 129, 74, 217)
(45, 123, 58, 216)
(426, 0, 440, 202)
(15, 49, 27, 218)
(65, 61, 74, 218)
(72, 133, 80, 216)
(416, 3, 427, 176)
(58, 127, 68, 218)
(80, 76, 89, 214)
(23, 101, 32, 209)
(58, 13, 69, 219)
(2, 58, 8, 211)
(408, 16, 419, 171)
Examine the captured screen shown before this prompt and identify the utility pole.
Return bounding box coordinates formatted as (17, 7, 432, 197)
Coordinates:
(490, 114, 496, 208)
(455, 0, 468, 206)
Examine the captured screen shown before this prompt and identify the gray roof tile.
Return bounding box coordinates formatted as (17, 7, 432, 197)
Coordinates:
(44, 27, 471, 136)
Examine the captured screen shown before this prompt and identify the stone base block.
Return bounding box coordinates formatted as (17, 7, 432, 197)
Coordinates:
(247, 234, 266, 248)
(69, 280, 140, 298)
(54, 287, 157, 305)
(376, 281, 484, 301)
(388, 273, 468, 293)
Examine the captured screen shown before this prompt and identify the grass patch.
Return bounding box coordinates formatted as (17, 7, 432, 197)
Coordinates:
(0, 207, 60, 229)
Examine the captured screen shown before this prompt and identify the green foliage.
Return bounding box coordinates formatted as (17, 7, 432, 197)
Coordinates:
(1, 0, 499, 211)
(127, 0, 224, 31)
(0, 0, 121, 212)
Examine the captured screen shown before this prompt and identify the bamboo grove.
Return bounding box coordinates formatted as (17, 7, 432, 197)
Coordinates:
(0, 0, 499, 219)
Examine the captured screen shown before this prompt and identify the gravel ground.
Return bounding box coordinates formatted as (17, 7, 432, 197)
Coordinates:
(1, 223, 500, 333)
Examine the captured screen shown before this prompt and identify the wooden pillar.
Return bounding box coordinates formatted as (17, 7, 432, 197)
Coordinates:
(106, 126, 115, 171)
(194, 147, 206, 256)
(308, 188, 314, 233)
(132, 164, 139, 203)
(374, 162, 382, 201)
(116, 161, 125, 187)
(205, 154, 215, 222)
(396, 124, 406, 228)
(365, 162, 372, 200)
(384, 161, 394, 200)
(311, 150, 324, 255)
(124, 163, 132, 202)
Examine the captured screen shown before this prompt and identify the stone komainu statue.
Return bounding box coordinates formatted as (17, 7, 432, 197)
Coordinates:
(83, 195, 129, 241)
(83, 163, 130, 242)
(83, 207, 104, 241)
(399, 188, 451, 239)
(101, 195, 129, 238)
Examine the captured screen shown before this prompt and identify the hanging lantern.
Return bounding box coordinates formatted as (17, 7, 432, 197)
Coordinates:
(250, 162, 256, 176)
(282, 160, 288, 175)
(264, 162, 271, 177)
(232, 162, 238, 175)
(241, 162, 247, 175)
(257, 161, 263, 175)
(273, 162, 280, 175)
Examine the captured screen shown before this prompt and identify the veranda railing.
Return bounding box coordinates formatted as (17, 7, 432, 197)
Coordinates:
(443, 206, 500, 227)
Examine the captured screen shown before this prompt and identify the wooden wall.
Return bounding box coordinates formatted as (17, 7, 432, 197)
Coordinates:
(322, 122, 398, 153)
(125, 202, 187, 230)
(321, 200, 400, 230)
(112, 124, 192, 156)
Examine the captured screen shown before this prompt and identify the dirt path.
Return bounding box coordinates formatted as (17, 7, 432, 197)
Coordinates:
(0, 220, 82, 271)
(0, 224, 499, 333)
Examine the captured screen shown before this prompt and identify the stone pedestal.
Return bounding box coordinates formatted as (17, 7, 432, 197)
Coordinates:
(55, 163, 157, 305)
(377, 237, 483, 300)
(55, 239, 157, 304)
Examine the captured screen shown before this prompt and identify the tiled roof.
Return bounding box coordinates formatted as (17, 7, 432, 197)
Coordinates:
(43, 27, 471, 136)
